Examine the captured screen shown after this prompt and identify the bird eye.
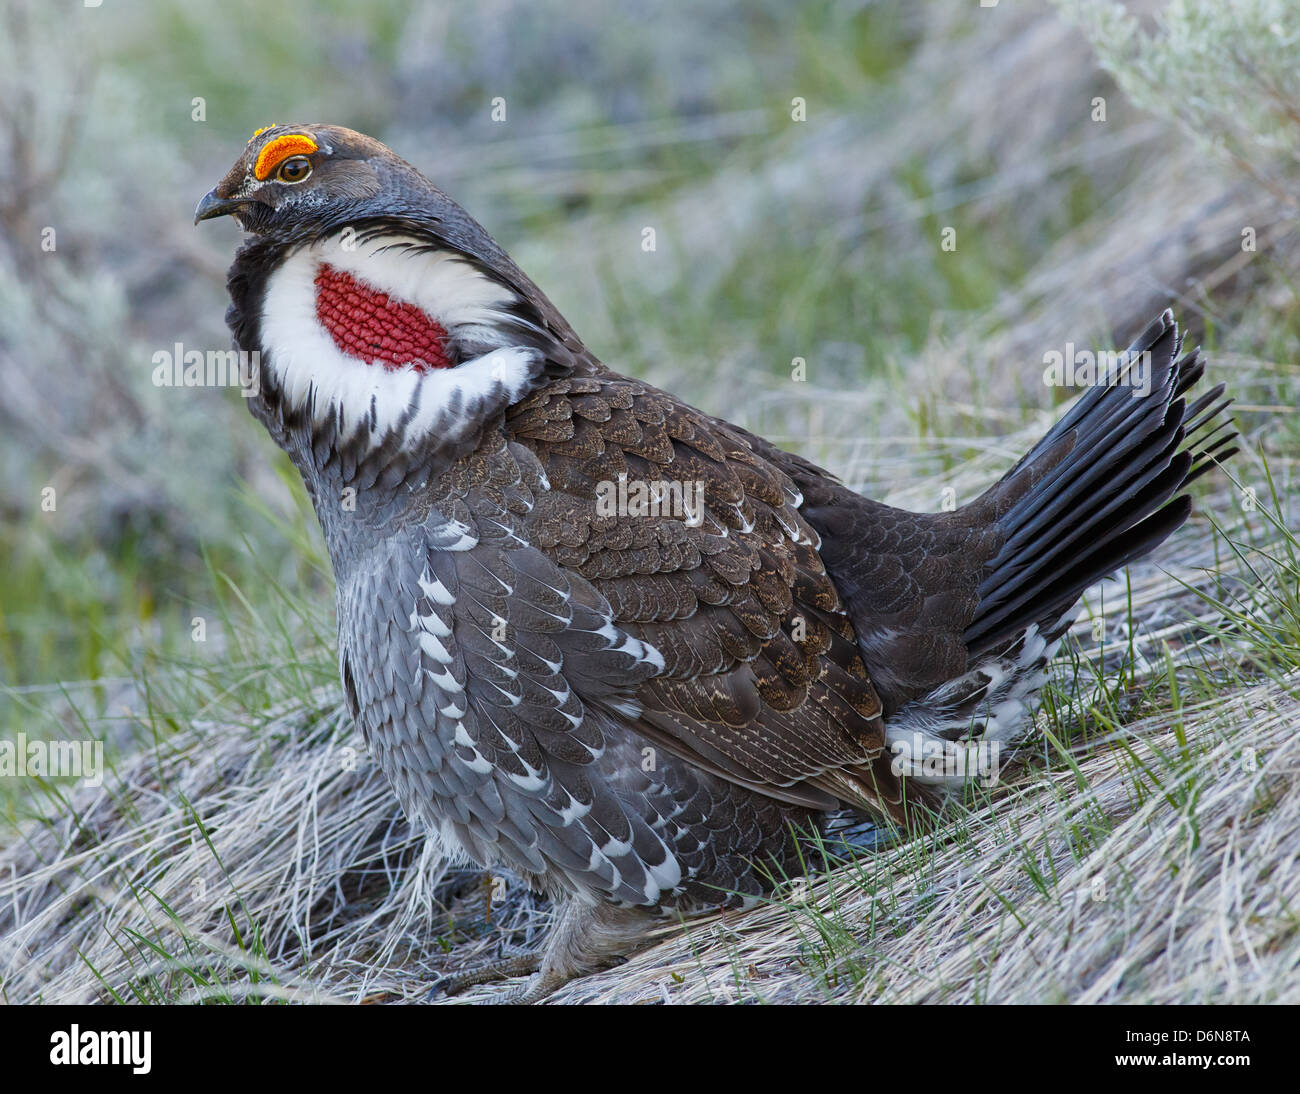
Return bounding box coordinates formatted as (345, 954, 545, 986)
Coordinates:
(276, 156, 312, 183)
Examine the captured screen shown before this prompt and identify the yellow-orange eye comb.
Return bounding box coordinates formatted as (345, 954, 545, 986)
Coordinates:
(254, 134, 319, 180)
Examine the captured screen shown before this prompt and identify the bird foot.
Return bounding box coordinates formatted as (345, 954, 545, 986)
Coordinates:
(426, 950, 541, 1001)
(426, 899, 653, 1003)
(478, 969, 573, 1005)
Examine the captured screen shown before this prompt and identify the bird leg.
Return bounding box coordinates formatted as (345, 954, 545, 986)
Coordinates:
(433, 899, 658, 1004)
(432, 950, 541, 998)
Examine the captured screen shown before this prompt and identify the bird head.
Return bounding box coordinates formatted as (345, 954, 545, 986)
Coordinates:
(196, 125, 581, 461)
(195, 124, 406, 237)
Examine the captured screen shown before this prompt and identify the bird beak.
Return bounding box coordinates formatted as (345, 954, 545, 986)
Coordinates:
(194, 188, 248, 224)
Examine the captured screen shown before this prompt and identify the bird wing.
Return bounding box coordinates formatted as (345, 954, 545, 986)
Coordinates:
(505, 374, 905, 820)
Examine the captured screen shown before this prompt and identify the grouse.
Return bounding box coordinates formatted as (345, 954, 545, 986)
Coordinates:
(196, 124, 1236, 1001)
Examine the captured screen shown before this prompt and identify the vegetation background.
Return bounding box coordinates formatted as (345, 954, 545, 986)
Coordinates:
(1, 0, 1297, 1003)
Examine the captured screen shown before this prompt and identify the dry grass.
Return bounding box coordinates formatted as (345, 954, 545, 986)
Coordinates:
(0, 694, 548, 1005)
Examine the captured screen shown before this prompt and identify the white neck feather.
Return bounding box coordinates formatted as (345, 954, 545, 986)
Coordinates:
(258, 231, 541, 449)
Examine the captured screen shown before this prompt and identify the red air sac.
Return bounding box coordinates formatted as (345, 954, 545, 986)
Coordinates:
(314, 264, 452, 371)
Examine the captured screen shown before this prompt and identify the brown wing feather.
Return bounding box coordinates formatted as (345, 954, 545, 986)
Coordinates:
(507, 375, 905, 820)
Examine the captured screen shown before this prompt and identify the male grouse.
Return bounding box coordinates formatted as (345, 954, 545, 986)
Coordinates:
(197, 124, 1235, 1001)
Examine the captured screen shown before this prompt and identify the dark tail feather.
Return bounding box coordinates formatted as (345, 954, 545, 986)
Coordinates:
(963, 310, 1236, 658)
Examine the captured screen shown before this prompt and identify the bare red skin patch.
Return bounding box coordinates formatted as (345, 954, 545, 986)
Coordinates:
(314, 265, 452, 372)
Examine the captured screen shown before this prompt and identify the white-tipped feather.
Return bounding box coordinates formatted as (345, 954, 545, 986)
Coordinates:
(886, 623, 1060, 789)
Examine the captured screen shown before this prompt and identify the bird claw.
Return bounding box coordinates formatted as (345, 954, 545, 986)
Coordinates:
(424, 950, 542, 1002)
